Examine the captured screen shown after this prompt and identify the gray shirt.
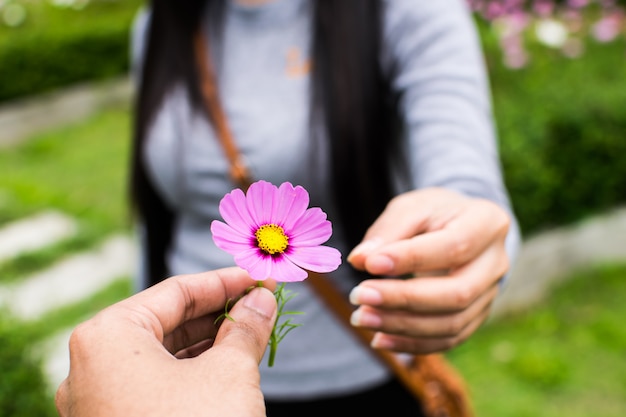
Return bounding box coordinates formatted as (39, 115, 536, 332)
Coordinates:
(131, 0, 520, 400)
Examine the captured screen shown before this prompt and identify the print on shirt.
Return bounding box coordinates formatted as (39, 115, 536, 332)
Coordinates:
(286, 47, 311, 78)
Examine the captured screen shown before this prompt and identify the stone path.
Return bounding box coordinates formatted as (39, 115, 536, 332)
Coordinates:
(1, 233, 135, 320)
(0, 77, 131, 149)
(0, 210, 77, 263)
(0, 211, 136, 392)
(491, 206, 626, 317)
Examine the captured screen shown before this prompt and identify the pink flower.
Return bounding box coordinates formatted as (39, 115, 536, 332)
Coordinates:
(211, 180, 342, 282)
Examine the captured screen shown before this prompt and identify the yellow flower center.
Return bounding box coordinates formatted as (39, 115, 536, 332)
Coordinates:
(255, 224, 289, 255)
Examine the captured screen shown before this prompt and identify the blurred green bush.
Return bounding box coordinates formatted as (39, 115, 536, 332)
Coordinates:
(0, 310, 56, 417)
(481, 20, 626, 236)
(0, 0, 143, 102)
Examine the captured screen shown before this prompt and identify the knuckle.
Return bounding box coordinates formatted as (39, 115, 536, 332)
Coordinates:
(497, 253, 511, 277)
(54, 381, 67, 414)
(449, 284, 475, 309)
(444, 316, 467, 337)
(444, 333, 466, 351)
(483, 200, 511, 234)
(67, 322, 91, 354)
(415, 336, 458, 354)
(498, 210, 511, 233)
(439, 338, 457, 352)
(448, 232, 472, 264)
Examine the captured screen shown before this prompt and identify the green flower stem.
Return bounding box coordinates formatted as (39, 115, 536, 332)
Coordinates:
(214, 281, 303, 367)
(268, 335, 278, 368)
(266, 282, 303, 367)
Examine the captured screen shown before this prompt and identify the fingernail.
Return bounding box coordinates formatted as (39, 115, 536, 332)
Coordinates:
(371, 333, 394, 349)
(368, 254, 394, 273)
(349, 286, 383, 305)
(350, 308, 382, 328)
(347, 239, 382, 262)
(242, 287, 275, 319)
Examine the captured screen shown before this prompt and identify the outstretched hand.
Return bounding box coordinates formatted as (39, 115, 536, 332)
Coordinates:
(348, 187, 511, 354)
(55, 267, 277, 417)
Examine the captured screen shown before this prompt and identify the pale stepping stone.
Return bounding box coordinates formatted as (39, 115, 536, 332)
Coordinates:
(39, 327, 74, 393)
(0, 210, 77, 263)
(0, 235, 137, 320)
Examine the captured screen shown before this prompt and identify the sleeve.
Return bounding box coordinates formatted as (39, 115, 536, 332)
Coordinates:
(129, 6, 151, 87)
(383, 0, 521, 281)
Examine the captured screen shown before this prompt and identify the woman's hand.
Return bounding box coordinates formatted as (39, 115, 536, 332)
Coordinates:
(347, 187, 511, 354)
(55, 267, 277, 417)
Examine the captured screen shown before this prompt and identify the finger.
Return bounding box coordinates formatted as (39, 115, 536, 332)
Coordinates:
(351, 283, 499, 338)
(203, 286, 278, 365)
(55, 379, 68, 417)
(360, 191, 434, 242)
(347, 188, 466, 268)
(114, 267, 273, 340)
(175, 339, 215, 359)
(350, 243, 510, 313)
(371, 306, 492, 355)
(353, 200, 510, 276)
(163, 312, 220, 354)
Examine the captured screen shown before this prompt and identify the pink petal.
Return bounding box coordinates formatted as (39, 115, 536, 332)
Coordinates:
(246, 180, 277, 225)
(268, 257, 309, 282)
(234, 248, 272, 281)
(285, 245, 342, 273)
(274, 183, 309, 229)
(235, 249, 309, 282)
(219, 188, 256, 232)
(289, 208, 333, 246)
(212, 180, 342, 281)
(210, 221, 253, 255)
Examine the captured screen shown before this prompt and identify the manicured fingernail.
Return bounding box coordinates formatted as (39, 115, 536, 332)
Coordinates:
(349, 286, 383, 305)
(348, 239, 382, 261)
(350, 308, 382, 328)
(368, 254, 394, 273)
(242, 287, 275, 319)
(371, 333, 394, 349)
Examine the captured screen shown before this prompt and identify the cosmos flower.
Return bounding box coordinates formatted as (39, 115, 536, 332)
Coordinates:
(210, 180, 342, 282)
(211, 180, 342, 366)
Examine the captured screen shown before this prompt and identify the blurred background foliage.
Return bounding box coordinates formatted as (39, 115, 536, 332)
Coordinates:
(0, 0, 143, 102)
(0, 309, 57, 417)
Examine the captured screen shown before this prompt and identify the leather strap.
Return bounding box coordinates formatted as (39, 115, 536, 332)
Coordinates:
(306, 271, 473, 417)
(194, 32, 252, 191)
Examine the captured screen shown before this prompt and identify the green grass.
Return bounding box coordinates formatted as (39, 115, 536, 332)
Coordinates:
(0, 103, 132, 228)
(448, 262, 626, 417)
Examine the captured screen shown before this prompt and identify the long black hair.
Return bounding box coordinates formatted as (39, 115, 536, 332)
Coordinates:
(130, 0, 402, 286)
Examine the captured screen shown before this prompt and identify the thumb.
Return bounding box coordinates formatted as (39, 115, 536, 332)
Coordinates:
(212, 286, 278, 364)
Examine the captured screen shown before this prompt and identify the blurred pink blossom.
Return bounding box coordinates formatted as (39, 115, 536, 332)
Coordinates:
(470, 0, 626, 68)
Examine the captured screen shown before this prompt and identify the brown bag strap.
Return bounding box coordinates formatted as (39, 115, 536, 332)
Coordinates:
(194, 32, 253, 191)
(306, 272, 474, 417)
(193, 29, 473, 417)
